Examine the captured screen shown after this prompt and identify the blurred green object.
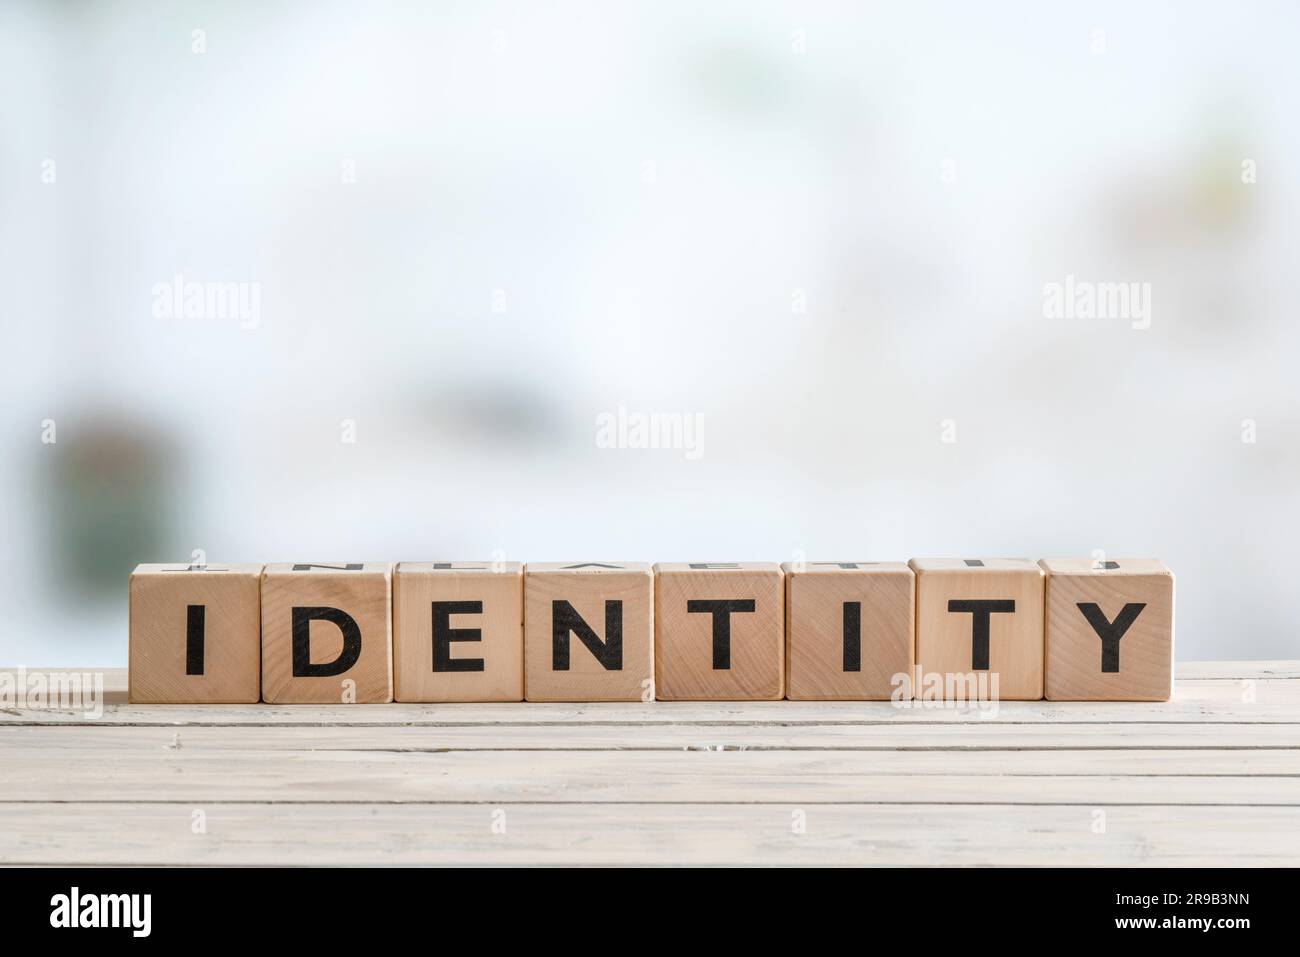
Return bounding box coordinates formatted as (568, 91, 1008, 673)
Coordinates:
(49, 419, 175, 599)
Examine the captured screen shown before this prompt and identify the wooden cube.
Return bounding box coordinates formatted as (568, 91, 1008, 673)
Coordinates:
(524, 563, 653, 702)
(784, 561, 914, 700)
(261, 563, 393, 704)
(1041, 558, 1174, 701)
(654, 563, 784, 701)
(910, 558, 1044, 701)
(394, 561, 523, 702)
(128, 563, 263, 703)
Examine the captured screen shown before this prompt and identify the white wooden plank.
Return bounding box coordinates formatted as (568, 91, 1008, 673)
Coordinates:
(1175, 660, 1300, 680)
(1, 747, 1298, 804)
(3, 661, 1296, 866)
(2, 678, 1297, 726)
(0, 802, 1295, 866)
(4, 722, 1299, 752)
(3, 667, 1297, 727)
(5, 659, 1294, 700)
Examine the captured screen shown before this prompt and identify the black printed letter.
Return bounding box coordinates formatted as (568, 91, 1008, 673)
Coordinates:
(552, 600, 623, 670)
(1076, 602, 1146, 672)
(946, 599, 1016, 670)
(292, 607, 362, 676)
(842, 601, 861, 672)
(185, 604, 205, 675)
(686, 599, 756, 669)
(433, 601, 485, 673)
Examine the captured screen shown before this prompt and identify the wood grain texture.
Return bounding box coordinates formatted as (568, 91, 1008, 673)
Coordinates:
(523, 563, 653, 702)
(128, 563, 263, 704)
(4, 743, 1298, 803)
(0, 660, 1296, 865)
(260, 563, 393, 704)
(1041, 558, 1174, 701)
(5, 669, 1298, 725)
(784, 561, 913, 700)
(4, 803, 1297, 867)
(8, 720, 1300, 751)
(394, 562, 523, 702)
(654, 563, 785, 700)
(1177, 660, 1300, 679)
(911, 558, 1044, 701)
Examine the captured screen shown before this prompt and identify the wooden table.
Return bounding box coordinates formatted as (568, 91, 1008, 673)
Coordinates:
(2, 661, 1297, 866)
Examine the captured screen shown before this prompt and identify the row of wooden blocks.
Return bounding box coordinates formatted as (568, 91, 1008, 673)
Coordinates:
(128, 559, 1174, 703)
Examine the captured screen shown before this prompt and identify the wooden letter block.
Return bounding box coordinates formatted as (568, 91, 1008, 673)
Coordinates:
(654, 563, 784, 700)
(128, 563, 263, 703)
(784, 561, 914, 700)
(261, 563, 393, 704)
(394, 561, 523, 702)
(1041, 558, 1174, 701)
(524, 562, 653, 702)
(910, 558, 1044, 701)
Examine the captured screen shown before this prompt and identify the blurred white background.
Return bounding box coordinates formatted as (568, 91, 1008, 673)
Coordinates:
(2, 1, 1296, 665)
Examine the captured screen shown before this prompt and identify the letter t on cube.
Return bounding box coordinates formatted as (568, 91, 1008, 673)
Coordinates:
(910, 558, 1044, 700)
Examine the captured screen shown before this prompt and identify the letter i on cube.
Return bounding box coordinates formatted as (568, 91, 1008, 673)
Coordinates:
(128, 563, 263, 703)
(784, 561, 914, 700)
